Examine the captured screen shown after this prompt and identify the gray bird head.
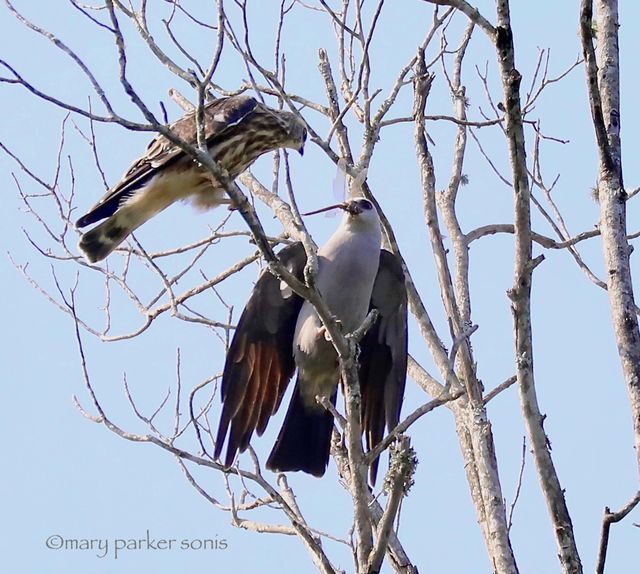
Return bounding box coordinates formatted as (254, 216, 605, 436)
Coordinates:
(341, 197, 374, 216)
(304, 197, 379, 225)
(339, 197, 380, 232)
(278, 111, 307, 156)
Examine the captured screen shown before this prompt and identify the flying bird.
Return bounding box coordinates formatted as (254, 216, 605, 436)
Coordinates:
(214, 198, 407, 482)
(76, 95, 307, 263)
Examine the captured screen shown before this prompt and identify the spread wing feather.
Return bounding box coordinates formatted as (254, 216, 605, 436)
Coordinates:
(214, 243, 306, 466)
(215, 245, 407, 479)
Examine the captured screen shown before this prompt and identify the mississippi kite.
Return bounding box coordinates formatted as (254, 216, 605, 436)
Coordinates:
(214, 198, 407, 482)
(76, 95, 307, 262)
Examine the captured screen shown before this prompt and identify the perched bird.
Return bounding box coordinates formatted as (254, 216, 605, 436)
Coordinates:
(214, 198, 407, 482)
(76, 95, 307, 263)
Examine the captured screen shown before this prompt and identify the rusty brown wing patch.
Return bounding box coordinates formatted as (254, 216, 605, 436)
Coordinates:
(214, 243, 306, 467)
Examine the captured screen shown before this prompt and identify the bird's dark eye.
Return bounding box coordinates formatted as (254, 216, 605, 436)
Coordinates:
(358, 199, 373, 210)
(302, 128, 308, 142)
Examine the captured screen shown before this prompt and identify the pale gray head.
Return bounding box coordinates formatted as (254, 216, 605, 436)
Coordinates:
(303, 197, 380, 231)
(339, 197, 380, 231)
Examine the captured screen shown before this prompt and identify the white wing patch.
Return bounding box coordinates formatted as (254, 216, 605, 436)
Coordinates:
(279, 279, 293, 299)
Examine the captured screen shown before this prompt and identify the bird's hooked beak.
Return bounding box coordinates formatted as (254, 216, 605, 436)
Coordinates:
(302, 200, 359, 217)
(342, 201, 363, 215)
(298, 128, 308, 156)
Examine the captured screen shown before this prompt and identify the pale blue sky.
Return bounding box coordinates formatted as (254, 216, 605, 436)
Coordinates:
(2, 2, 639, 573)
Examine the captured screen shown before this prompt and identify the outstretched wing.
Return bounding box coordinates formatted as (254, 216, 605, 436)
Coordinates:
(359, 249, 408, 485)
(215, 243, 306, 467)
(76, 96, 258, 227)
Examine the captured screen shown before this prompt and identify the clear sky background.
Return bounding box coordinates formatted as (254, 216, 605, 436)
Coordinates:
(2, 1, 639, 573)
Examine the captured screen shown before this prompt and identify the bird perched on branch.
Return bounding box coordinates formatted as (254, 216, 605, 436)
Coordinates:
(214, 197, 407, 482)
(76, 95, 307, 263)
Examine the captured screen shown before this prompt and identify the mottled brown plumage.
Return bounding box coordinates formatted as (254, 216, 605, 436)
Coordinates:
(76, 95, 307, 262)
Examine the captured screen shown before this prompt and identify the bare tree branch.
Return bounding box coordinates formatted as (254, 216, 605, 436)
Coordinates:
(596, 491, 640, 574)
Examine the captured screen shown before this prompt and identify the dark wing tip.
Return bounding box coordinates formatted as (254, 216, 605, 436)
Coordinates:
(76, 214, 91, 228)
(360, 249, 408, 485)
(75, 202, 117, 229)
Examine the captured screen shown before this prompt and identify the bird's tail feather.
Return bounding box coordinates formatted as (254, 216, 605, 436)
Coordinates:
(266, 381, 335, 477)
(77, 199, 158, 264)
(78, 216, 135, 263)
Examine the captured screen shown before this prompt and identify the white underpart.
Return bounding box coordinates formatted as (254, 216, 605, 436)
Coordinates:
(293, 202, 382, 408)
(119, 168, 227, 228)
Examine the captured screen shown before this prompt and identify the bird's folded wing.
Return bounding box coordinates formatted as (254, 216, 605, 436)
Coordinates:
(214, 243, 306, 466)
(76, 96, 258, 227)
(359, 249, 408, 484)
